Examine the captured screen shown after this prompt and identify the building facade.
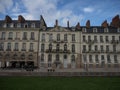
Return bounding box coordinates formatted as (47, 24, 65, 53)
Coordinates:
(0, 15, 120, 71)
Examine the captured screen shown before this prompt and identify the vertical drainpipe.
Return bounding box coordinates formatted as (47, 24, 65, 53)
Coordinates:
(37, 29, 40, 69)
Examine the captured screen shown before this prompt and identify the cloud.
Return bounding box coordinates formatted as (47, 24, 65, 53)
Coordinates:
(0, 0, 13, 14)
(20, 0, 83, 26)
(83, 7, 94, 13)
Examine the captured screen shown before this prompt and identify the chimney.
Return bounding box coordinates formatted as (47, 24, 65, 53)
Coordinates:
(86, 20, 90, 28)
(55, 19, 58, 27)
(67, 21, 69, 28)
(75, 22, 81, 30)
(101, 20, 109, 27)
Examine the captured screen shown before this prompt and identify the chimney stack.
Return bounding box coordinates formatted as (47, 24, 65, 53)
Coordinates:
(55, 19, 58, 27)
(67, 21, 69, 28)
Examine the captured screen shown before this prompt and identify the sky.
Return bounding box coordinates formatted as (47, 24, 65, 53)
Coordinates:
(0, 0, 120, 26)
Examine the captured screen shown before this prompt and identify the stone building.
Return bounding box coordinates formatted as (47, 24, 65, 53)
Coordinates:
(0, 15, 120, 71)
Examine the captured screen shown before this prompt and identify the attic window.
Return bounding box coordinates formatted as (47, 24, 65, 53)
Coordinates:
(82, 28, 86, 32)
(31, 23, 35, 28)
(17, 23, 21, 28)
(104, 28, 108, 32)
(93, 28, 97, 32)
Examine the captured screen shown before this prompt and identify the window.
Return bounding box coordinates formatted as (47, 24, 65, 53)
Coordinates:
(24, 23, 28, 28)
(15, 32, 20, 40)
(64, 55, 67, 59)
(114, 55, 118, 63)
(83, 45, 86, 52)
(105, 36, 109, 42)
(89, 55, 92, 63)
(88, 45, 91, 51)
(56, 44, 60, 51)
(17, 23, 21, 28)
(30, 43, 33, 51)
(42, 33, 45, 41)
(22, 43, 26, 51)
(72, 44, 75, 53)
(95, 55, 99, 63)
(83, 55, 87, 63)
(41, 54, 44, 62)
(49, 34, 53, 41)
(64, 44, 67, 51)
(94, 36, 97, 42)
(31, 23, 35, 28)
(49, 43, 52, 51)
(83, 36, 86, 42)
(93, 28, 97, 32)
(7, 43, 11, 50)
(119, 36, 120, 42)
(113, 45, 116, 52)
(48, 54, 52, 62)
(30, 32, 34, 40)
(72, 34, 75, 41)
(101, 55, 104, 60)
(14, 43, 18, 51)
(107, 55, 111, 63)
(112, 36, 115, 41)
(106, 45, 109, 52)
(71, 55, 75, 62)
(41, 44, 45, 52)
(23, 32, 27, 40)
(95, 45, 98, 51)
(88, 36, 91, 41)
(8, 32, 13, 40)
(0, 43, 4, 51)
(100, 45, 103, 52)
(1, 32, 5, 40)
(56, 54, 59, 61)
(82, 28, 86, 32)
(104, 28, 108, 32)
(64, 34, 67, 41)
(100, 36, 103, 42)
(57, 34, 60, 41)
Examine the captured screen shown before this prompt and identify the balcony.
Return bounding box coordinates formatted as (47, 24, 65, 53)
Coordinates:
(85, 40, 94, 45)
(0, 38, 5, 40)
(8, 38, 13, 40)
(6, 49, 11, 51)
(21, 49, 26, 51)
(45, 49, 71, 53)
(111, 40, 119, 44)
(52, 40, 67, 43)
(30, 38, 35, 40)
(0, 49, 4, 51)
(22, 38, 28, 40)
(14, 49, 19, 51)
(15, 38, 20, 40)
(29, 49, 34, 52)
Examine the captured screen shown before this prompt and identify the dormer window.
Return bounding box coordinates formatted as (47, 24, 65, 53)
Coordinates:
(31, 23, 35, 28)
(93, 28, 97, 32)
(24, 23, 28, 28)
(3, 23, 8, 28)
(82, 28, 86, 32)
(17, 23, 21, 28)
(104, 28, 108, 32)
(10, 23, 14, 28)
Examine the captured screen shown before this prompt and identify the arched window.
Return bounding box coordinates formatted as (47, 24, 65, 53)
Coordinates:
(48, 54, 52, 62)
(49, 43, 52, 51)
(56, 54, 59, 61)
(64, 55, 67, 59)
(71, 55, 75, 62)
(64, 44, 67, 51)
(56, 44, 59, 51)
(41, 54, 44, 62)
(72, 44, 75, 53)
(41, 44, 45, 52)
